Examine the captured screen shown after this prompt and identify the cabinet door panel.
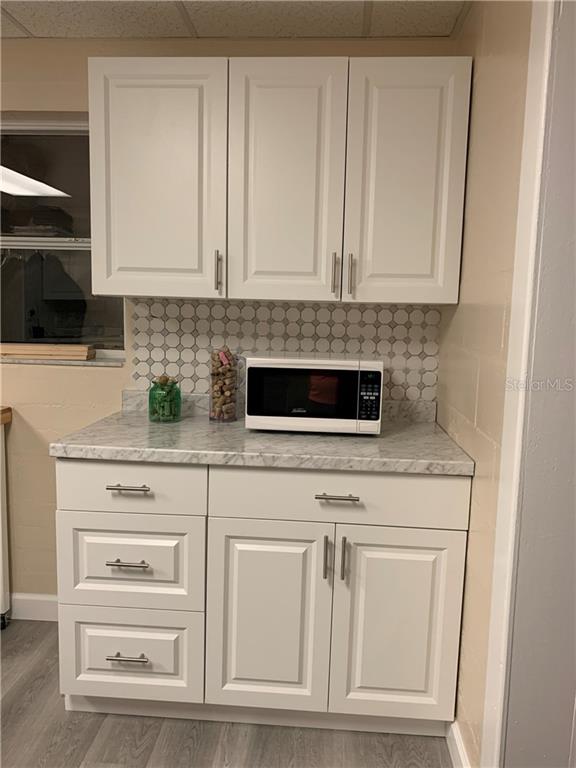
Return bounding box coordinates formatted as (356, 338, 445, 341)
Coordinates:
(206, 517, 334, 711)
(228, 58, 347, 301)
(329, 524, 466, 720)
(89, 57, 227, 297)
(344, 57, 471, 303)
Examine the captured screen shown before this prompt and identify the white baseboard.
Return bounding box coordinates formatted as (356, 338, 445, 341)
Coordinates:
(447, 722, 472, 768)
(10, 593, 58, 621)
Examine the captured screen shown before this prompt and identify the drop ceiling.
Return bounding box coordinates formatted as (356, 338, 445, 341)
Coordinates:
(1, 0, 469, 39)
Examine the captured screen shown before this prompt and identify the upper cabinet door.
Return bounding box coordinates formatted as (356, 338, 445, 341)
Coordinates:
(329, 524, 466, 721)
(343, 58, 471, 304)
(228, 58, 348, 301)
(89, 58, 227, 298)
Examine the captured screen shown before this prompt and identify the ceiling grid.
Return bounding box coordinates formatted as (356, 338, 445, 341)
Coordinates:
(0, 1, 468, 39)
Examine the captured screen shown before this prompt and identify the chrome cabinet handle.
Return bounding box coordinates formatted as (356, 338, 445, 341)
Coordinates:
(214, 249, 222, 292)
(347, 253, 354, 296)
(105, 558, 150, 569)
(331, 252, 339, 294)
(340, 536, 347, 581)
(314, 493, 360, 503)
(106, 652, 149, 664)
(322, 535, 329, 580)
(105, 484, 151, 493)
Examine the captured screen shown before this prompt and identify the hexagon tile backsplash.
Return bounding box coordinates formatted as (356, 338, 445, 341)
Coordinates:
(130, 299, 441, 402)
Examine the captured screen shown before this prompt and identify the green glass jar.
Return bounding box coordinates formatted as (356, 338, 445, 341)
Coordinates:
(148, 376, 181, 423)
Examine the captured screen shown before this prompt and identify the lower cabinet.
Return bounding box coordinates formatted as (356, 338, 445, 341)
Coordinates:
(206, 518, 466, 720)
(55, 461, 469, 725)
(329, 524, 466, 721)
(205, 517, 334, 711)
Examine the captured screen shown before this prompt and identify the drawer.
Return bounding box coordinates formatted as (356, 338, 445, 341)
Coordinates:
(209, 467, 470, 530)
(57, 511, 205, 611)
(56, 459, 207, 515)
(59, 604, 204, 703)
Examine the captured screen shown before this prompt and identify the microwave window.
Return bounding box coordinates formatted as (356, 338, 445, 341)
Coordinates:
(247, 367, 359, 420)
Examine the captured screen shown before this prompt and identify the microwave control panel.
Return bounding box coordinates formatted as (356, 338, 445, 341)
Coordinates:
(358, 370, 382, 421)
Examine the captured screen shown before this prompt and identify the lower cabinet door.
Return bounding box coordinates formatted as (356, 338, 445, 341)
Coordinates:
(59, 604, 204, 703)
(206, 517, 334, 711)
(329, 524, 466, 721)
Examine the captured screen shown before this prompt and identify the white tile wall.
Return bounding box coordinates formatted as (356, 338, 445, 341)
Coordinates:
(130, 299, 441, 402)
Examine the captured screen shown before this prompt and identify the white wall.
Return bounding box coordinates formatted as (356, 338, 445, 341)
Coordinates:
(438, 3, 533, 763)
(503, 3, 576, 765)
(1, 363, 131, 593)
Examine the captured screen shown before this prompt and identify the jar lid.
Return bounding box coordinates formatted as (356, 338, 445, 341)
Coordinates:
(153, 375, 177, 386)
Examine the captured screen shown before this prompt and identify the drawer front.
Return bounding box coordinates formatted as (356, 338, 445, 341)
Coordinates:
(56, 460, 207, 515)
(59, 604, 204, 703)
(57, 511, 205, 610)
(209, 467, 470, 530)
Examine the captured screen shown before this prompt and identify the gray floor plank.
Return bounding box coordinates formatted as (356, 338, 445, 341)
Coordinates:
(146, 719, 257, 768)
(241, 723, 296, 768)
(1, 620, 57, 696)
(34, 711, 107, 768)
(2, 621, 453, 768)
(201, 721, 255, 768)
(79, 715, 164, 768)
(292, 726, 347, 768)
(381, 734, 454, 768)
(145, 719, 224, 768)
(1, 620, 107, 768)
(1, 623, 61, 752)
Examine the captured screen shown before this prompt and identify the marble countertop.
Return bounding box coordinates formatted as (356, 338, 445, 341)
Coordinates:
(49, 411, 474, 476)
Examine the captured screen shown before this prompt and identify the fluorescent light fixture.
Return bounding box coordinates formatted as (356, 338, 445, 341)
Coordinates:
(0, 166, 70, 197)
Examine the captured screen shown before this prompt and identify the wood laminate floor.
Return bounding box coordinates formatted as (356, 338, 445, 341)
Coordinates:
(1, 621, 453, 768)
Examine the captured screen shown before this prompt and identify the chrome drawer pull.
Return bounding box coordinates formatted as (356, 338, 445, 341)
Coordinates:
(106, 652, 149, 664)
(105, 484, 151, 493)
(314, 493, 360, 503)
(105, 558, 150, 570)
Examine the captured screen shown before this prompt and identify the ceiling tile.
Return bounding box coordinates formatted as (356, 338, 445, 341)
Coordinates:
(1, 9, 29, 37)
(369, 0, 465, 37)
(3, 1, 190, 38)
(183, 1, 364, 38)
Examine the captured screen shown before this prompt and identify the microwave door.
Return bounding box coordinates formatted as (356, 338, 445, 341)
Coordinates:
(247, 367, 360, 421)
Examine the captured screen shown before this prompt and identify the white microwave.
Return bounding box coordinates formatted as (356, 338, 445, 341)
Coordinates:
(245, 354, 384, 435)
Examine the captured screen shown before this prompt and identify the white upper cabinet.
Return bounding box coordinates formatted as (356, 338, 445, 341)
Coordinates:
(329, 524, 466, 720)
(88, 56, 470, 302)
(343, 58, 471, 304)
(228, 58, 348, 301)
(89, 58, 227, 298)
